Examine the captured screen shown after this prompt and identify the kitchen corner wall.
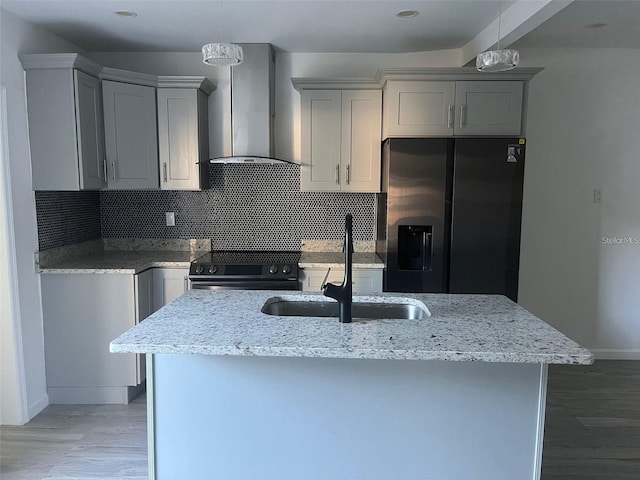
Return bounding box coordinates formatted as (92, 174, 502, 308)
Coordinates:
(35, 164, 376, 251)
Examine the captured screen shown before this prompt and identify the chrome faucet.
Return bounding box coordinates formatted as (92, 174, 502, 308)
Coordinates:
(322, 214, 353, 323)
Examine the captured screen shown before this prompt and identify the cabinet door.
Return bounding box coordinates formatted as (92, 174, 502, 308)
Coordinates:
(300, 90, 342, 192)
(300, 268, 383, 293)
(454, 81, 523, 136)
(153, 268, 189, 312)
(74, 71, 106, 190)
(383, 81, 455, 138)
(341, 90, 382, 192)
(41, 274, 138, 388)
(157, 88, 201, 190)
(103, 80, 159, 189)
(25, 68, 100, 190)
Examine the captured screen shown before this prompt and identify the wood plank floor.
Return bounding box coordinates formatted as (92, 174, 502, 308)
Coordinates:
(1, 360, 638, 479)
(542, 360, 640, 479)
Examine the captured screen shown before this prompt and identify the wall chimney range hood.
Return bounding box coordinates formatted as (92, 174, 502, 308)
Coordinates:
(210, 156, 292, 165)
(210, 44, 295, 166)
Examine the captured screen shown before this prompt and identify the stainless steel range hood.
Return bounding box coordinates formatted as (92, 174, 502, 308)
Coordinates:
(210, 44, 294, 166)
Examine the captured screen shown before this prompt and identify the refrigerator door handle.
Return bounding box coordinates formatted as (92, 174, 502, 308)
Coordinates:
(447, 105, 454, 129)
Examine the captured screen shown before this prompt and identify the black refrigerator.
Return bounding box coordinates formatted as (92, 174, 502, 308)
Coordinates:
(376, 138, 525, 301)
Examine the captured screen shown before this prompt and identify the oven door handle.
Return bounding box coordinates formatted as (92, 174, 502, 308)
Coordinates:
(190, 280, 301, 291)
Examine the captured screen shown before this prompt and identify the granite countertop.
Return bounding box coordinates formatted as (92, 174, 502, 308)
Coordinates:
(299, 252, 384, 269)
(39, 249, 384, 273)
(38, 250, 197, 274)
(110, 290, 593, 365)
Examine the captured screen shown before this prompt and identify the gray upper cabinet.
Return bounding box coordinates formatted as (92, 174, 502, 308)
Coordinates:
(102, 79, 159, 189)
(21, 54, 106, 190)
(454, 81, 523, 136)
(300, 89, 381, 193)
(156, 77, 215, 190)
(382, 79, 524, 138)
(383, 81, 456, 138)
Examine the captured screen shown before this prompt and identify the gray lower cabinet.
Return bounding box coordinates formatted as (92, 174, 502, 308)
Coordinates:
(21, 54, 106, 190)
(102, 80, 159, 189)
(41, 270, 153, 404)
(300, 268, 383, 293)
(152, 267, 190, 312)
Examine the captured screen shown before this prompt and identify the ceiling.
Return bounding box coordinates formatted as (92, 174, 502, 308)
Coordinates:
(1, 0, 639, 54)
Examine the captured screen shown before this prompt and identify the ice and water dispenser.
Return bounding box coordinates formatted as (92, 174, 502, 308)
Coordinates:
(397, 225, 433, 271)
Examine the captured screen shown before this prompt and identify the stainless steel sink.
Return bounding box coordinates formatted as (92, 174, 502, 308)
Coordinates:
(261, 297, 431, 320)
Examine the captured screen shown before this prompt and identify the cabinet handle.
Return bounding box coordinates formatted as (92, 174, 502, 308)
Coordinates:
(336, 165, 340, 185)
(102, 159, 107, 180)
(346, 164, 351, 185)
(184, 276, 189, 291)
(459, 105, 465, 129)
(163, 163, 168, 183)
(111, 161, 116, 180)
(447, 105, 454, 129)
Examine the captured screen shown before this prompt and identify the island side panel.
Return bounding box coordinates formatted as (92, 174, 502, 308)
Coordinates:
(151, 354, 547, 480)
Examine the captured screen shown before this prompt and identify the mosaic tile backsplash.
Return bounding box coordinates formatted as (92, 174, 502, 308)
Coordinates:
(35, 191, 101, 250)
(36, 164, 376, 251)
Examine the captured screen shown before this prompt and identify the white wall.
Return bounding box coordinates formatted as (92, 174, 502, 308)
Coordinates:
(0, 85, 28, 425)
(0, 8, 86, 422)
(519, 48, 640, 358)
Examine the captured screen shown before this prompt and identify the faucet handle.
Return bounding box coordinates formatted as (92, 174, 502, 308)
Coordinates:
(320, 267, 332, 291)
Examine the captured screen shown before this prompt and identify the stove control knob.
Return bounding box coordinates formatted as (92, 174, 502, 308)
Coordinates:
(282, 265, 292, 274)
(208, 265, 218, 274)
(195, 265, 205, 274)
(269, 265, 278, 274)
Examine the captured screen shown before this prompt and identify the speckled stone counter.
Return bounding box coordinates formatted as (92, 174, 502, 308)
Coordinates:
(110, 290, 592, 364)
(299, 252, 384, 269)
(38, 250, 196, 274)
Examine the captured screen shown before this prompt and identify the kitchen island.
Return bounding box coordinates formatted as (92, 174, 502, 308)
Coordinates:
(111, 290, 592, 480)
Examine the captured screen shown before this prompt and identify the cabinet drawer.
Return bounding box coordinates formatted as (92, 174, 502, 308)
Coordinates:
(300, 268, 383, 293)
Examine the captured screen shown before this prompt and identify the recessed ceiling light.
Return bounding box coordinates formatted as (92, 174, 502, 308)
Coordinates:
(114, 10, 137, 18)
(585, 22, 607, 29)
(396, 10, 419, 18)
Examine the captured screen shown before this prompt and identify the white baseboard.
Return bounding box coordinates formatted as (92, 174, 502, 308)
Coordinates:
(28, 393, 49, 420)
(590, 349, 640, 360)
(47, 385, 144, 405)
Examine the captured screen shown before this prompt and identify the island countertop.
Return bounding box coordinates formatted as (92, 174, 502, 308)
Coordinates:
(110, 290, 593, 364)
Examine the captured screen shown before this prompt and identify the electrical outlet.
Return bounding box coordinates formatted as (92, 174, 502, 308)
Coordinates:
(593, 188, 602, 204)
(166, 212, 176, 226)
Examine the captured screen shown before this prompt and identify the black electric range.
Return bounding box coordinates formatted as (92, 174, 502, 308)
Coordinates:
(188, 250, 301, 290)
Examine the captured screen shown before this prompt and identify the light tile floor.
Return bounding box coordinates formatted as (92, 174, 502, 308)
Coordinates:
(1, 361, 639, 479)
(0, 395, 147, 480)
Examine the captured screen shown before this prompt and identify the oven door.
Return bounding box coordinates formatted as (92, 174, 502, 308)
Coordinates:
(189, 280, 301, 291)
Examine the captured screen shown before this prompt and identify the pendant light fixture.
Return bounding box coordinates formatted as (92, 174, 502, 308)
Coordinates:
(476, 2, 519, 72)
(202, 0, 243, 67)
